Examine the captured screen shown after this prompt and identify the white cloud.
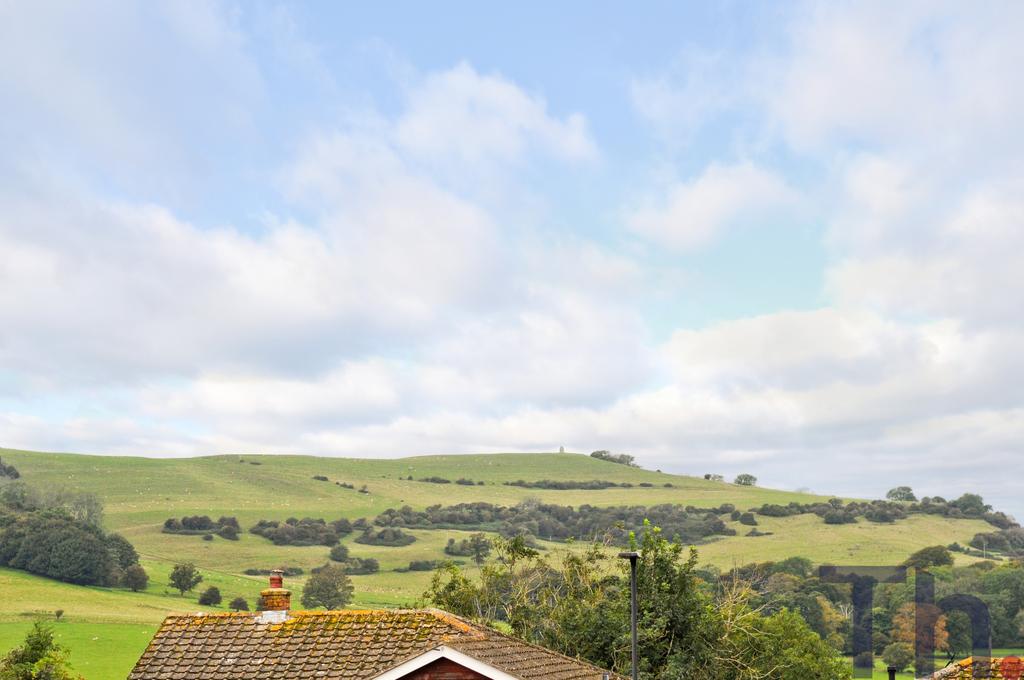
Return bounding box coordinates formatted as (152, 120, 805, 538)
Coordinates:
(628, 161, 797, 250)
(395, 62, 597, 165)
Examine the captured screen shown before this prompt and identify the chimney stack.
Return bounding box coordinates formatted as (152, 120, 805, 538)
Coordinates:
(260, 569, 291, 612)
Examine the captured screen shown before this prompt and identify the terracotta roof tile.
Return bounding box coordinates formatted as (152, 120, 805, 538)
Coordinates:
(129, 609, 618, 680)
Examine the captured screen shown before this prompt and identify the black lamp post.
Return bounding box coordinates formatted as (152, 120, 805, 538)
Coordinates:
(618, 551, 639, 680)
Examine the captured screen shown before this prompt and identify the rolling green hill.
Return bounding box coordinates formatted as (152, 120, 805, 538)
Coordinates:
(0, 447, 996, 679)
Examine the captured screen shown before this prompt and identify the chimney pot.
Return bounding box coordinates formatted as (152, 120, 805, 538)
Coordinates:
(260, 569, 291, 612)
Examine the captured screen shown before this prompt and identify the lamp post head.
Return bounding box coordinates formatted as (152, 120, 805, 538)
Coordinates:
(618, 551, 639, 561)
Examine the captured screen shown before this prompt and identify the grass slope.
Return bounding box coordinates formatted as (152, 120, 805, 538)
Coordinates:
(0, 448, 994, 678)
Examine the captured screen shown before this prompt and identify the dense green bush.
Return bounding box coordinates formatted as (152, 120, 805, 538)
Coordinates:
(504, 479, 632, 490)
(123, 564, 149, 592)
(329, 544, 349, 562)
(243, 566, 303, 576)
(163, 515, 239, 536)
(0, 509, 118, 585)
(589, 450, 638, 467)
(250, 517, 352, 546)
(198, 586, 222, 606)
(355, 527, 416, 547)
(0, 457, 19, 479)
(374, 501, 736, 546)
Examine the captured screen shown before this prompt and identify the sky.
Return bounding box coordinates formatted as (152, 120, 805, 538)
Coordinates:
(1, 1, 1023, 516)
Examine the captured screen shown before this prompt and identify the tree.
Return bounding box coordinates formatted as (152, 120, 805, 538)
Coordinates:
(300, 563, 353, 609)
(105, 533, 139, 571)
(468, 533, 491, 567)
(950, 493, 990, 517)
(903, 545, 954, 569)
(734, 474, 757, 486)
(0, 621, 80, 680)
(886, 486, 917, 502)
(328, 544, 349, 562)
(892, 602, 948, 652)
(425, 523, 850, 680)
(168, 563, 203, 595)
(228, 597, 249, 612)
(123, 565, 149, 592)
(198, 586, 222, 606)
(882, 642, 915, 672)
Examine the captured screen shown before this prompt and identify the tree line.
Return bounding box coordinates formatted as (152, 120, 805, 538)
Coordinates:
(0, 480, 146, 589)
(372, 501, 738, 546)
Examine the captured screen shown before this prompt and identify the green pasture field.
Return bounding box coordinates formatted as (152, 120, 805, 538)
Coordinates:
(0, 448, 999, 678)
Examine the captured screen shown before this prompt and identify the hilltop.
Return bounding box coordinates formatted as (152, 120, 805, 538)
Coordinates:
(0, 447, 999, 679)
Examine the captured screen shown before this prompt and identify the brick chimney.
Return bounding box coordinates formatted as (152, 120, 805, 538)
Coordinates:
(260, 569, 291, 612)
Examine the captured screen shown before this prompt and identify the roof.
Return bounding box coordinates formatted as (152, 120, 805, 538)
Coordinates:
(128, 608, 620, 680)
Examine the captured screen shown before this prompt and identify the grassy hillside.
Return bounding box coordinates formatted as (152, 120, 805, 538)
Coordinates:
(0, 447, 995, 679)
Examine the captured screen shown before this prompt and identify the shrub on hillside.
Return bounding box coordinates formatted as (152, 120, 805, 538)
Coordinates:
(312, 475, 329, 481)
(198, 586, 222, 606)
(123, 564, 149, 592)
(218, 524, 239, 540)
(733, 473, 757, 486)
(0, 509, 118, 585)
(163, 515, 239, 536)
(589, 451, 638, 467)
(823, 510, 857, 525)
(354, 527, 416, 547)
(249, 517, 352, 546)
(106, 532, 140, 570)
(418, 477, 451, 484)
(229, 597, 249, 611)
(0, 457, 19, 479)
(169, 563, 202, 595)
(243, 566, 303, 576)
(903, 545, 954, 569)
(342, 557, 379, 575)
(373, 501, 737, 547)
(503, 479, 632, 490)
(886, 486, 917, 502)
(739, 512, 758, 526)
(329, 544, 349, 562)
(455, 478, 476, 486)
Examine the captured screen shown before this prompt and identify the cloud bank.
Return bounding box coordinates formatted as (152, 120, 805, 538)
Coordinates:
(1, 2, 1022, 515)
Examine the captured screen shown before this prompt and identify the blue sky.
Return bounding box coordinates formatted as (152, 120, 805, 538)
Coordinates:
(1, 2, 1023, 516)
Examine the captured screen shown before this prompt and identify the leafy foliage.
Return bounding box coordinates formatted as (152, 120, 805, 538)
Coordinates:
(886, 486, 917, 502)
(374, 501, 736, 546)
(354, 527, 416, 546)
(734, 474, 758, 486)
(425, 525, 850, 679)
(300, 563, 353, 609)
(229, 597, 249, 611)
(0, 622, 81, 680)
(0, 457, 19, 480)
(0, 509, 117, 585)
(123, 565, 149, 592)
(198, 586, 222, 606)
(902, 545, 954, 569)
(589, 451, 638, 467)
(249, 517, 352, 546)
(168, 563, 202, 595)
(444, 533, 492, 566)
